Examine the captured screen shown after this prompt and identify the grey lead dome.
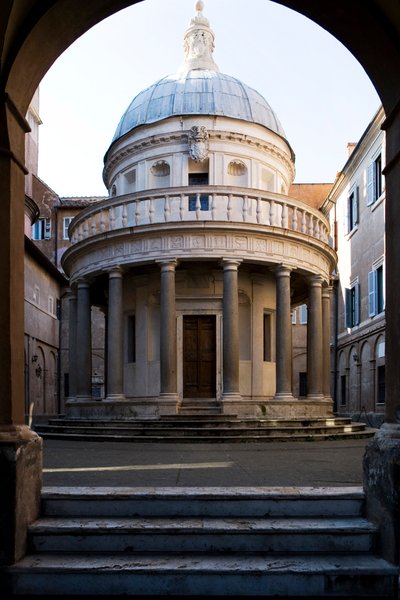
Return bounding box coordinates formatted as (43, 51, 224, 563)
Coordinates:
(112, 69, 287, 143)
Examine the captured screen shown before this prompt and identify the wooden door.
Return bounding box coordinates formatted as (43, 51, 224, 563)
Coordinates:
(183, 315, 216, 398)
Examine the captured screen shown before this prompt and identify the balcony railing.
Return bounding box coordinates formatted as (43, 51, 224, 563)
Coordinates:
(69, 186, 331, 245)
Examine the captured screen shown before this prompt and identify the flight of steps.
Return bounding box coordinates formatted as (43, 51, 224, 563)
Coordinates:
(1, 486, 397, 597)
(34, 414, 376, 442)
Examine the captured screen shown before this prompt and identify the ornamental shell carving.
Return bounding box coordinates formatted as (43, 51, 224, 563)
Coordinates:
(188, 126, 209, 162)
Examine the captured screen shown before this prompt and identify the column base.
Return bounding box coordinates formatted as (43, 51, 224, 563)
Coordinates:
(104, 394, 127, 402)
(159, 393, 180, 402)
(363, 423, 400, 564)
(0, 426, 42, 565)
(273, 392, 295, 401)
(306, 393, 325, 401)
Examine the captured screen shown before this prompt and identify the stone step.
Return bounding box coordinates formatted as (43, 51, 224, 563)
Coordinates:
(28, 516, 377, 554)
(35, 428, 376, 442)
(41, 486, 365, 518)
(37, 422, 367, 435)
(45, 416, 354, 428)
(4, 553, 396, 597)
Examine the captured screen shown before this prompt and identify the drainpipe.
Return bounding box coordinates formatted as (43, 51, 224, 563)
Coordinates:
(332, 278, 339, 413)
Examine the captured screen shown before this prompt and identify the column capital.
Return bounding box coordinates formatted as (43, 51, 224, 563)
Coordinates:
(220, 258, 242, 271)
(322, 284, 333, 299)
(156, 259, 178, 272)
(76, 277, 91, 290)
(309, 274, 324, 287)
(275, 264, 292, 278)
(107, 266, 124, 280)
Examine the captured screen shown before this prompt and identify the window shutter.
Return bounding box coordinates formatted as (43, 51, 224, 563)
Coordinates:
(353, 186, 359, 225)
(368, 270, 376, 317)
(44, 218, 51, 240)
(354, 283, 360, 325)
(345, 288, 352, 328)
(367, 163, 374, 205)
(345, 196, 350, 233)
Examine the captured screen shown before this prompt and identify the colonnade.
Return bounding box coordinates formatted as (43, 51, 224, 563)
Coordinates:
(67, 261, 332, 403)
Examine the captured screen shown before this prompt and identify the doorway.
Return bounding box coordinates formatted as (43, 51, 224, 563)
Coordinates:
(183, 315, 216, 398)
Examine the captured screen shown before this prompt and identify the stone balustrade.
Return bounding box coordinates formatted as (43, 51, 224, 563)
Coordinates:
(69, 186, 331, 246)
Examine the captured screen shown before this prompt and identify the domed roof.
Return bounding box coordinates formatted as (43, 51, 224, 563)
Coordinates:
(110, 1, 288, 149)
(112, 69, 286, 142)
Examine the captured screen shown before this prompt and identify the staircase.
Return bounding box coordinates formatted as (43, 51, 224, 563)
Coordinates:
(34, 415, 376, 442)
(2, 486, 397, 597)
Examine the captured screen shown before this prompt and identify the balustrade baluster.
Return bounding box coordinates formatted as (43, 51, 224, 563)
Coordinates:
(301, 210, 307, 233)
(211, 194, 216, 220)
(109, 207, 115, 230)
(165, 196, 171, 222)
(149, 198, 155, 223)
(91, 220, 96, 236)
(256, 197, 262, 224)
(242, 195, 248, 222)
(122, 204, 128, 227)
(227, 194, 232, 221)
(308, 215, 314, 236)
(282, 203, 288, 228)
(135, 200, 140, 226)
(270, 200, 275, 226)
(180, 194, 184, 221)
(292, 206, 298, 231)
(315, 219, 320, 239)
(195, 193, 201, 220)
(265, 200, 270, 225)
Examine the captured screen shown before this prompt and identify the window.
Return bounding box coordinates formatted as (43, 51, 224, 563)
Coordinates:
(299, 372, 307, 397)
(345, 283, 360, 328)
(32, 218, 51, 240)
(368, 264, 384, 317)
(299, 304, 308, 324)
(188, 173, 209, 211)
(48, 296, 54, 314)
(346, 186, 359, 233)
(263, 313, 272, 362)
(127, 315, 136, 363)
(367, 152, 383, 205)
(377, 365, 385, 404)
(63, 216, 73, 240)
(33, 284, 40, 305)
(340, 375, 347, 406)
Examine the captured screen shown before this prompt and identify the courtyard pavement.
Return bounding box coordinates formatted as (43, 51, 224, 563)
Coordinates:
(42, 437, 371, 488)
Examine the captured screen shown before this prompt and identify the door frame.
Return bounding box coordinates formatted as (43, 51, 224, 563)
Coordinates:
(177, 308, 222, 401)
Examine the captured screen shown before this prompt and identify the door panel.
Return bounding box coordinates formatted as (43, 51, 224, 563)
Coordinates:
(183, 315, 216, 398)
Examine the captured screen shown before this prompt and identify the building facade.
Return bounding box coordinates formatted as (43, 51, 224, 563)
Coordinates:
(324, 107, 386, 426)
(61, 3, 336, 420)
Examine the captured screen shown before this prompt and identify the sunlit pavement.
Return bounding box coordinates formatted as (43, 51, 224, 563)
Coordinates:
(42, 438, 370, 488)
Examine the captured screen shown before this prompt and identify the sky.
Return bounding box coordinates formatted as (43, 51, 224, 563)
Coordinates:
(37, 0, 381, 197)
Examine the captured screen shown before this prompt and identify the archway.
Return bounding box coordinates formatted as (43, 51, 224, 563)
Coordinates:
(1, 0, 400, 567)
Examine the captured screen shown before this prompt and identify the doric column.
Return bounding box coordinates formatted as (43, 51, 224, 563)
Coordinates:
(67, 288, 77, 401)
(158, 260, 178, 399)
(322, 285, 333, 400)
(106, 268, 125, 401)
(222, 259, 242, 399)
(76, 279, 92, 400)
(274, 265, 294, 400)
(307, 275, 324, 399)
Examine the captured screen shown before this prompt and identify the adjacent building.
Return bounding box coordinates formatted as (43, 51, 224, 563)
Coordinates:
(323, 107, 385, 426)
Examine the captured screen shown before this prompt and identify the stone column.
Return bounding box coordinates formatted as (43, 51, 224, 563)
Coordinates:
(222, 259, 242, 400)
(322, 285, 333, 400)
(274, 265, 294, 400)
(67, 288, 77, 401)
(307, 275, 324, 400)
(76, 279, 92, 400)
(158, 260, 178, 400)
(106, 268, 125, 401)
